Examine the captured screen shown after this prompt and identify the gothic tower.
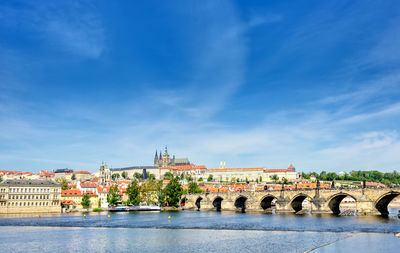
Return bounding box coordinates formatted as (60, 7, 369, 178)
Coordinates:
(154, 150, 159, 166)
(161, 146, 170, 167)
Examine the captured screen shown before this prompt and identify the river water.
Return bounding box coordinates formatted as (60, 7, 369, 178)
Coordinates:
(1, 210, 399, 252)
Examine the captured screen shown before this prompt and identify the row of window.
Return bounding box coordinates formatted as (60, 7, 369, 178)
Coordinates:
(0, 188, 57, 193)
(8, 195, 52, 200)
(0, 201, 59, 207)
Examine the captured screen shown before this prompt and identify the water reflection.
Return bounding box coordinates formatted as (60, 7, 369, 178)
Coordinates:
(0, 209, 399, 233)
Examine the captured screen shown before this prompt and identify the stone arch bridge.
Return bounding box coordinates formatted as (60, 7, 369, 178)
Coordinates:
(181, 188, 400, 215)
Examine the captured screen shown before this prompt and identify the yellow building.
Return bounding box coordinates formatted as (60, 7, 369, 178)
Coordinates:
(0, 179, 61, 214)
(61, 189, 99, 210)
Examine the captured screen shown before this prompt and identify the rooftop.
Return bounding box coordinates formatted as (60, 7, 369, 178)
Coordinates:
(110, 166, 158, 171)
(0, 179, 61, 187)
(208, 167, 265, 172)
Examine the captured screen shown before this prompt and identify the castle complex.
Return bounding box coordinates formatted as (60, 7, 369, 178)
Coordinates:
(101, 146, 296, 183)
(153, 146, 191, 167)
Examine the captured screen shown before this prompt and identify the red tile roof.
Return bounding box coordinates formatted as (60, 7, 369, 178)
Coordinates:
(208, 168, 264, 172)
(62, 189, 82, 196)
(97, 186, 109, 194)
(80, 181, 97, 188)
(264, 169, 295, 173)
(61, 200, 76, 205)
(288, 164, 295, 169)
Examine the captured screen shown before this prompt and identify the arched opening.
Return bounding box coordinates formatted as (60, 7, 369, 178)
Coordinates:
(375, 192, 400, 216)
(212, 197, 223, 211)
(180, 197, 187, 207)
(260, 195, 277, 212)
(290, 194, 311, 213)
(328, 194, 356, 215)
(234, 196, 247, 213)
(195, 197, 203, 210)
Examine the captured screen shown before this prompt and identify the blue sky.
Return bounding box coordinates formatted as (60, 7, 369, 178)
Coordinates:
(1, 0, 400, 172)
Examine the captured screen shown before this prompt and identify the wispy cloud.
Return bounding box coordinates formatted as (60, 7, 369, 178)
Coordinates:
(0, 0, 105, 59)
(1, 1, 400, 172)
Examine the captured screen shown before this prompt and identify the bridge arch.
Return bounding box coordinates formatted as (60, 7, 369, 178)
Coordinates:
(375, 191, 400, 215)
(195, 196, 203, 210)
(212, 196, 224, 211)
(290, 193, 311, 213)
(260, 195, 277, 211)
(234, 196, 247, 212)
(327, 192, 357, 215)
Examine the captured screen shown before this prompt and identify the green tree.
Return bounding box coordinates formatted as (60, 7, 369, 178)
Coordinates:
(164, 177, 183, 206)
(156, 181, 165, 206)
(186, 176, 192, 182)
(271, 174, 279, 183)
(198, 177, 203, 182)
(121, 171, 128, 179)
(0, 176, 2, 183)
(134, 172, 143, 180)
(207, 174, 214, 182)
(149, 174, 156, 181)
(164, 172, 174, 180)
(127, 179, 141, 205)
(98, 198, 101, 208)
(71, 174, 76, 180)
(81, 194, 91, 210)
(188, 182, 202, 194)
(319, 171, 327, 180)
(55, 177, 69, 190)
(112, 173, 120, 180)
(256, 178, 259, 183)
(107, 185, 120, 207)
(282, 177, 289, 185)
(259, 176, 262, 182)
(301, 172, 310, 179)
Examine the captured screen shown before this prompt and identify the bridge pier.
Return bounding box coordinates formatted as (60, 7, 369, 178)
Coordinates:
(356, 192, 380, 215)
(310, 197, 331, 214)
(275, 197, 294, 213)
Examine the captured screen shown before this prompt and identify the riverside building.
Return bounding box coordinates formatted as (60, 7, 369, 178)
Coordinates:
(0, 179, 62, 214)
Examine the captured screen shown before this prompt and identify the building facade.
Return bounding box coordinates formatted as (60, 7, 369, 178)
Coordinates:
(0, 179, 61, 214)
(206, 164, 297, 183)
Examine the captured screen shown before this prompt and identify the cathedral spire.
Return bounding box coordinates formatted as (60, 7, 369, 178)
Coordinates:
(154, 150, 159, 165)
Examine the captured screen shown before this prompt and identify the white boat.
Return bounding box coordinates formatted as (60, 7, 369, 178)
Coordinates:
(108, 205, 130, 212)
(128, 204, 161, 212)
(109, 204, 161, 212)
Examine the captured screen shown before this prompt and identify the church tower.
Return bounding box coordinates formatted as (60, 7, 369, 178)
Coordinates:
(99, 161, 111, 185)
(154, 150, 159, 166)
(161, 146, 170, 167)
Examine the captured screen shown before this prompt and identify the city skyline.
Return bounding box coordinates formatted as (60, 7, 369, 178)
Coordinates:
(1, 1, 400, 172)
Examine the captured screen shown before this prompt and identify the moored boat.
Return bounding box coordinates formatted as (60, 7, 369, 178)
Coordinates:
(108, 204, 161, 212)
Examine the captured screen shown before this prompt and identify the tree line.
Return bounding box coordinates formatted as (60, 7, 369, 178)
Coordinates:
(107, 176, 203, 207)
(301, 170, 400, 185)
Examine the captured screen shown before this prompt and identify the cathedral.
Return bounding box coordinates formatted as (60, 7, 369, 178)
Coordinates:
(154, 146, 191, 167)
